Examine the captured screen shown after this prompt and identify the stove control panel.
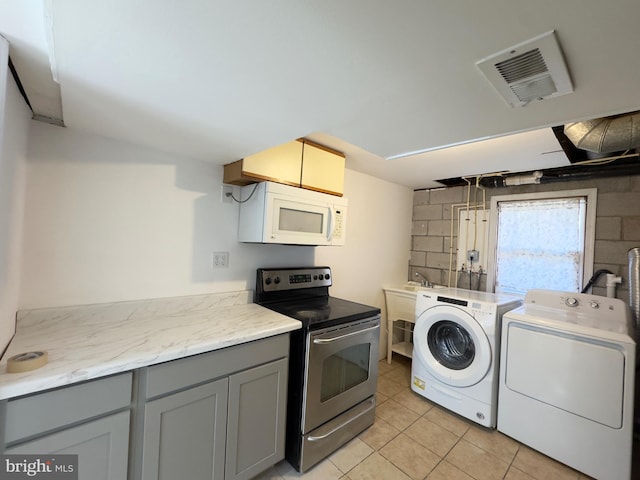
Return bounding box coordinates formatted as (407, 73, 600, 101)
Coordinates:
(258, 267, 332, 292)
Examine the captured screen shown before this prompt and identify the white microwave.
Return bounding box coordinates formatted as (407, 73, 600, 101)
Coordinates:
(237, 182, 347, 246)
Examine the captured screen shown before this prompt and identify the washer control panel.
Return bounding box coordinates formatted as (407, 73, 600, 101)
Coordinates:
(435, 296, 501, 320)
(429, 290, 522, 321)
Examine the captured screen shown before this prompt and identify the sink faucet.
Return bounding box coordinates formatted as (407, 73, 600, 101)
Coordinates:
(414, 272, 432, 287)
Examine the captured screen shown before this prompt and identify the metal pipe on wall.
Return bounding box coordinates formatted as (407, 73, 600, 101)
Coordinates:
(629, 247, 640, 339)
(448, 203, 486, 287)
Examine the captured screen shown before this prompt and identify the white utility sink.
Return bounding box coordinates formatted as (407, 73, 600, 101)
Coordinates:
(383, 283, 446, 363)
(389, 282, 445, 293)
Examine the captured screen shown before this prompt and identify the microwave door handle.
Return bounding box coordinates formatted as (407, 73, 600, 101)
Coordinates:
(327, 207, 335, 242)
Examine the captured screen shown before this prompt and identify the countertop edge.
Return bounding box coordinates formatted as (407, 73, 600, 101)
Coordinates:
(0, 293, 301, 400)
(0, 321, 301, 401)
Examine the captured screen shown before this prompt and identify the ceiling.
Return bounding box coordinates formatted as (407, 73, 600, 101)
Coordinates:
(1, 0, 640, 189)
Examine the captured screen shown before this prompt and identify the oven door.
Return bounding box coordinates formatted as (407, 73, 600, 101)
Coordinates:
(303, 316, 380, 433)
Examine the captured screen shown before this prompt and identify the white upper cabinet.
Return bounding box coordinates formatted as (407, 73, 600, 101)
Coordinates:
(301, 141, 345, 196)
(224, 140, 345, 196)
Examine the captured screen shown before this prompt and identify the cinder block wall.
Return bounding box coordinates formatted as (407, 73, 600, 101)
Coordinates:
(410, 175, 640, 301)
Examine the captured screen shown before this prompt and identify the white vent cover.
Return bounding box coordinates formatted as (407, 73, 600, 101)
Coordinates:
(476, 31, 573, 107)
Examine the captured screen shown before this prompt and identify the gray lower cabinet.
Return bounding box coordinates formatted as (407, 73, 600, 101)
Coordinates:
(6, 411, 130, 480)
(139, 334, 290, 480)
(225, 358, 287, 480)
(2, 372, 133, 480)
(141, 378, 229, 480)
(1, 334, 291, 480)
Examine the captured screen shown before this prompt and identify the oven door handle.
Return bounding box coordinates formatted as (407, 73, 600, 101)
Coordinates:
(312, 324, 379, 344)
(306, 398, 376, 442)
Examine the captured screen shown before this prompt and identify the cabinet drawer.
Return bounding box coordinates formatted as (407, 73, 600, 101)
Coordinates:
(6, 411, 130, 480)
(5, 372, 132, 444)
(145, 334, 289, 399)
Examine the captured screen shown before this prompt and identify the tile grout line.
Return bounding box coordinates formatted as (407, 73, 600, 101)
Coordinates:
(423, 429, 469, 480)
(360, 358, 595, 480)
(378, 359, 510, 480)
(378, 361, 469, 479)
(501, 443, 521, 480)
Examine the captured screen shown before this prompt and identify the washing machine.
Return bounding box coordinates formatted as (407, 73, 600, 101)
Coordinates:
(498, 289, 635, 480)
(411, 287, 522, 427)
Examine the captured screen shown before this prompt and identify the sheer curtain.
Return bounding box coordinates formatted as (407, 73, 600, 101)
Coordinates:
(494, 197, 587, 295)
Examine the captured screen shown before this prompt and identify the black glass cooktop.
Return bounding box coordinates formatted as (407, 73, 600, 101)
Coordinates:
(260, 296, 380, 330)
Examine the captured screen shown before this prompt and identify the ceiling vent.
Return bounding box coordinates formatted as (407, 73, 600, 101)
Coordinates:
(476, 31, 573, 107)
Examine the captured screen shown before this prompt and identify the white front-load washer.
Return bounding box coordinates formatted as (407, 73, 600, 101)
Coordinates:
(411, 287, 522, 427)
(498, 289, 636, 480)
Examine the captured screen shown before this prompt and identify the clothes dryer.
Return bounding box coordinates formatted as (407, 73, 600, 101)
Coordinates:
(411, 288, 521, 427)
(498, 289, 635, 480)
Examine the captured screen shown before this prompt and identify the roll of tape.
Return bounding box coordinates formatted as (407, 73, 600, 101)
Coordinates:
(6, 351, 48, 373)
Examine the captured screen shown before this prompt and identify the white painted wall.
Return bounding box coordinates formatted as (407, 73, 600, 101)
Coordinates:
(20, 122, 414, 336)
(316, 169, 414, 358)
(0, 37, 32, 352)
(20, 122, 312, 308)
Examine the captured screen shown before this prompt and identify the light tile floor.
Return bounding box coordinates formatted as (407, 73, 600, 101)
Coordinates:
(254, 356, 638, 480)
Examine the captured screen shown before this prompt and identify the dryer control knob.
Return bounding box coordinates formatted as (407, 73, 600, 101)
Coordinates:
(590, 300, 600, 309)
(565, 297, 579, 307)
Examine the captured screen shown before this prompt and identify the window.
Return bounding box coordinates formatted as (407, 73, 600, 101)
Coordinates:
(486, 189, 596, 295)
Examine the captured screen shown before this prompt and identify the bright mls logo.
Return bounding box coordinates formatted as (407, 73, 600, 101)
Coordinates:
(0, 455, 77, 480)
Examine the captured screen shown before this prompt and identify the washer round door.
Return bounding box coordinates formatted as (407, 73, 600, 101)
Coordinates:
(413, 305, 491, 387)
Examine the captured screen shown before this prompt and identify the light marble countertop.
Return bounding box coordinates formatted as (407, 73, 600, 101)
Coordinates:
(0, 291, 301, 400)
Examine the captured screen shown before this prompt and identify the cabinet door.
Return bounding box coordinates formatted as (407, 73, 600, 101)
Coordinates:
(225, 358, 288, 480)
(5, 411, 130, 480)
(142, 378, 228, 480)
(242, 140, 303, 186)
(301, 142, 345, 196)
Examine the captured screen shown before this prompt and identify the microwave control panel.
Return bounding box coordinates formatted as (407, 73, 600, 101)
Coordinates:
(333, 208, 344, 239)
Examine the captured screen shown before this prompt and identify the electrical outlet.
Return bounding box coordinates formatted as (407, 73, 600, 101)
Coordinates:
(212, 252, 229, 269)
(467, 250, 479, 262)
(222, 185, 233, 204)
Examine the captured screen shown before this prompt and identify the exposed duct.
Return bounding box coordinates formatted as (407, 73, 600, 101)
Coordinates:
(441, 160, 640, 189)
(564, 111, 640, 153)
(504, 170, 542, 186)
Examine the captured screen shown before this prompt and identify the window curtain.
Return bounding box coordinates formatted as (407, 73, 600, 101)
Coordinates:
(495, 197, 586, 295)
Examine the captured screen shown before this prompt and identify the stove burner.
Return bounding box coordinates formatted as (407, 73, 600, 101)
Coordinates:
(294, 309, 329, 321)
(256, 267, 381, 330)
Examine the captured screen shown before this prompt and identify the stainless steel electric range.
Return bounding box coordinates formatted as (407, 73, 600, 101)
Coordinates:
(255, 267, 381, 473)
